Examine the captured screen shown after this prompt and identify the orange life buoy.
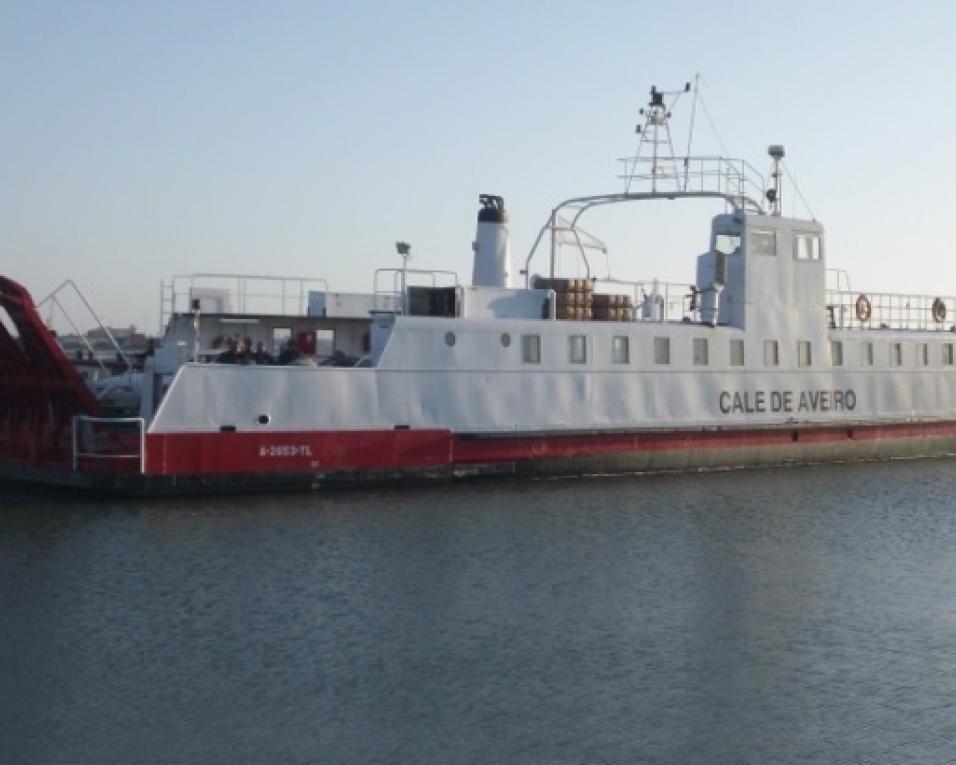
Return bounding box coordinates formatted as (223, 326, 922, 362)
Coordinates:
(932, 298, 946, 323)
(855, 294, 872, 322)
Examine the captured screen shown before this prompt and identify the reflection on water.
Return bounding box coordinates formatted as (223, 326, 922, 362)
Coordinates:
(3, 460, 956, 764)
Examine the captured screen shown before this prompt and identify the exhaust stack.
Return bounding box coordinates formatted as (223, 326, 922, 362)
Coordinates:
(471, 195, 511, 288)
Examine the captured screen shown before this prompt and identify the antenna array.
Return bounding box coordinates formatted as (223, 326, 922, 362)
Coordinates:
(622, 82, 692, 193)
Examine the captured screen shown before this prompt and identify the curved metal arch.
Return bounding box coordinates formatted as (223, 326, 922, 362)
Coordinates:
(523, 190, 762, 287)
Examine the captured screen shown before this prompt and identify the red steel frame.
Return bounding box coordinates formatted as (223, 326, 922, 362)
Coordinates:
(0, 276, 101, 467)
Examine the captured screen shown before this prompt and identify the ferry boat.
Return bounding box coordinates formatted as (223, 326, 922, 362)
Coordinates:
(4, 83, 956, 494)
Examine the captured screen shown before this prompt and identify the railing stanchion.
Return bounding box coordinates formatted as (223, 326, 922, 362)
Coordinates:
(70, 415, 146, 474)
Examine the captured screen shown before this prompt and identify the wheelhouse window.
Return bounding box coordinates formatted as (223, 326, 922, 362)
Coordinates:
(749, 229, 776, 257)
(568, 335, 587, 364)
(861, 341, 874, 367)
(830, 340, 843, 367)
(764, 339, 779, 367)
(521, 334, 541, 364)
(692, 337, 709, 366)
(797, 340, 812, 368)
(794, 234, 822, 260)
(730, 339, 744, 367)
(612, 335, 629, 364)
(653, 337, 670, 365)
(944, 343, 954, 366)
(918, 342, 929, 367)
(890, 342, 902, 367)
(716, 233, 741, 254)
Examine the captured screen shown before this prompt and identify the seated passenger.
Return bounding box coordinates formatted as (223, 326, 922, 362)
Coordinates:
(216, 339, 239, 363)
(252, 341, 275, 365)
(236, 341, 256, 365)
(278, 338, 302, 365)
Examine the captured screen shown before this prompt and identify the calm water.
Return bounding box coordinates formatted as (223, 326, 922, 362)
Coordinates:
(3, 460, 956, 764)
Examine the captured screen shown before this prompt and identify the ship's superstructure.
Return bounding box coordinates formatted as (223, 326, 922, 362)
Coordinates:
(4, 84, 956, 493)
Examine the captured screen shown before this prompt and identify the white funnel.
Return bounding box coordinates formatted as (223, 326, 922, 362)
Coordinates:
(471, 195, 511, 288)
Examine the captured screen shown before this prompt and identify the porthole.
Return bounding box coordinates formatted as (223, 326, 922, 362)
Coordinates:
(445, 331, 456, 347)
(257, 414, 271, 425)
(500, 333, 511, 348)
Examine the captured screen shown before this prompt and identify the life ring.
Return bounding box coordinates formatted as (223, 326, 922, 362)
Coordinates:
(855, 294, 872, 322)
(932, 298, 947, 323)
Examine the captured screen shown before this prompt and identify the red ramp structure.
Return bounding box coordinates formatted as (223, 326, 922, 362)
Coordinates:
(0, 276, 101, 472)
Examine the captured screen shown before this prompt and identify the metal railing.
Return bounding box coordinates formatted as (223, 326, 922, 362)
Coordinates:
(594, 278, 697, 323)
(72, 415, 145, 473)
(523, 189, 761, 288)
(38, 280, 134, 373)
(618, 155, 768, 212)
(160, 273, 330, 333)
(373, 268, 459, 313)
(826, 290, 956, 332)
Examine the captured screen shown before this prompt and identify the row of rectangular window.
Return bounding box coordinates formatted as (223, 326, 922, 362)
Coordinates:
(760, 339, 955, 368)
(832, 339, 954, 368)
(522, 334, 629, 364)
(519, 334, 956, 367)
(522, 335, 740, 366)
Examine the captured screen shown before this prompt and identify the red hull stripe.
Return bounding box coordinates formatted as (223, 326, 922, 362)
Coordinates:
(144, 429, 452, 475)
(143, 421, 956, 477)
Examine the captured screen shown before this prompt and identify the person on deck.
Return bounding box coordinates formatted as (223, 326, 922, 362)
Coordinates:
(236, 339, 256, 365)
(216, 339, 239, 363)
(278, 338, 302, 365)
(253, 341, 274, 365)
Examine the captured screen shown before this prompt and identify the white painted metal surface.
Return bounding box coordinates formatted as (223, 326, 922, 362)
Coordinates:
(149, 315, 956, 436)
(460, 286, 550, 320)
(308, 291, 398, 318)
(471, 197, 512, 288)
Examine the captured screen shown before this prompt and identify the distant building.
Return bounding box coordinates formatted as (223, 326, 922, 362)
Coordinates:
(85, 325, 148, 349)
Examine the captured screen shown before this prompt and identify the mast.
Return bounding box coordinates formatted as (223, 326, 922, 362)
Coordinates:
(624, 81, 691, 193)
(767, 144, 785, 216)
(683, 73, 700, 191)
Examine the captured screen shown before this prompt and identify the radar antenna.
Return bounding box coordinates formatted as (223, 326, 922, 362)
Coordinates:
(622, 81, 691, 193)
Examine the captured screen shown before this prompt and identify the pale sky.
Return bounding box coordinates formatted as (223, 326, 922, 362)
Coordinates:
(3, 1, 955, 334)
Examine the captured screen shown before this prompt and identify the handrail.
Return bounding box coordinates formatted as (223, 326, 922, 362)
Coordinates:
(373, 268, 459, 313)
(37, 279, 134, 373)
(826, 289, 956, 331)
(618, 154, 768, 204)
(47, 295, 109, 374)
(71, 415, 145, 473)
(594, 279, 696, 323)
(161, 273, 330, 330)
(523, 190, 760, 288)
